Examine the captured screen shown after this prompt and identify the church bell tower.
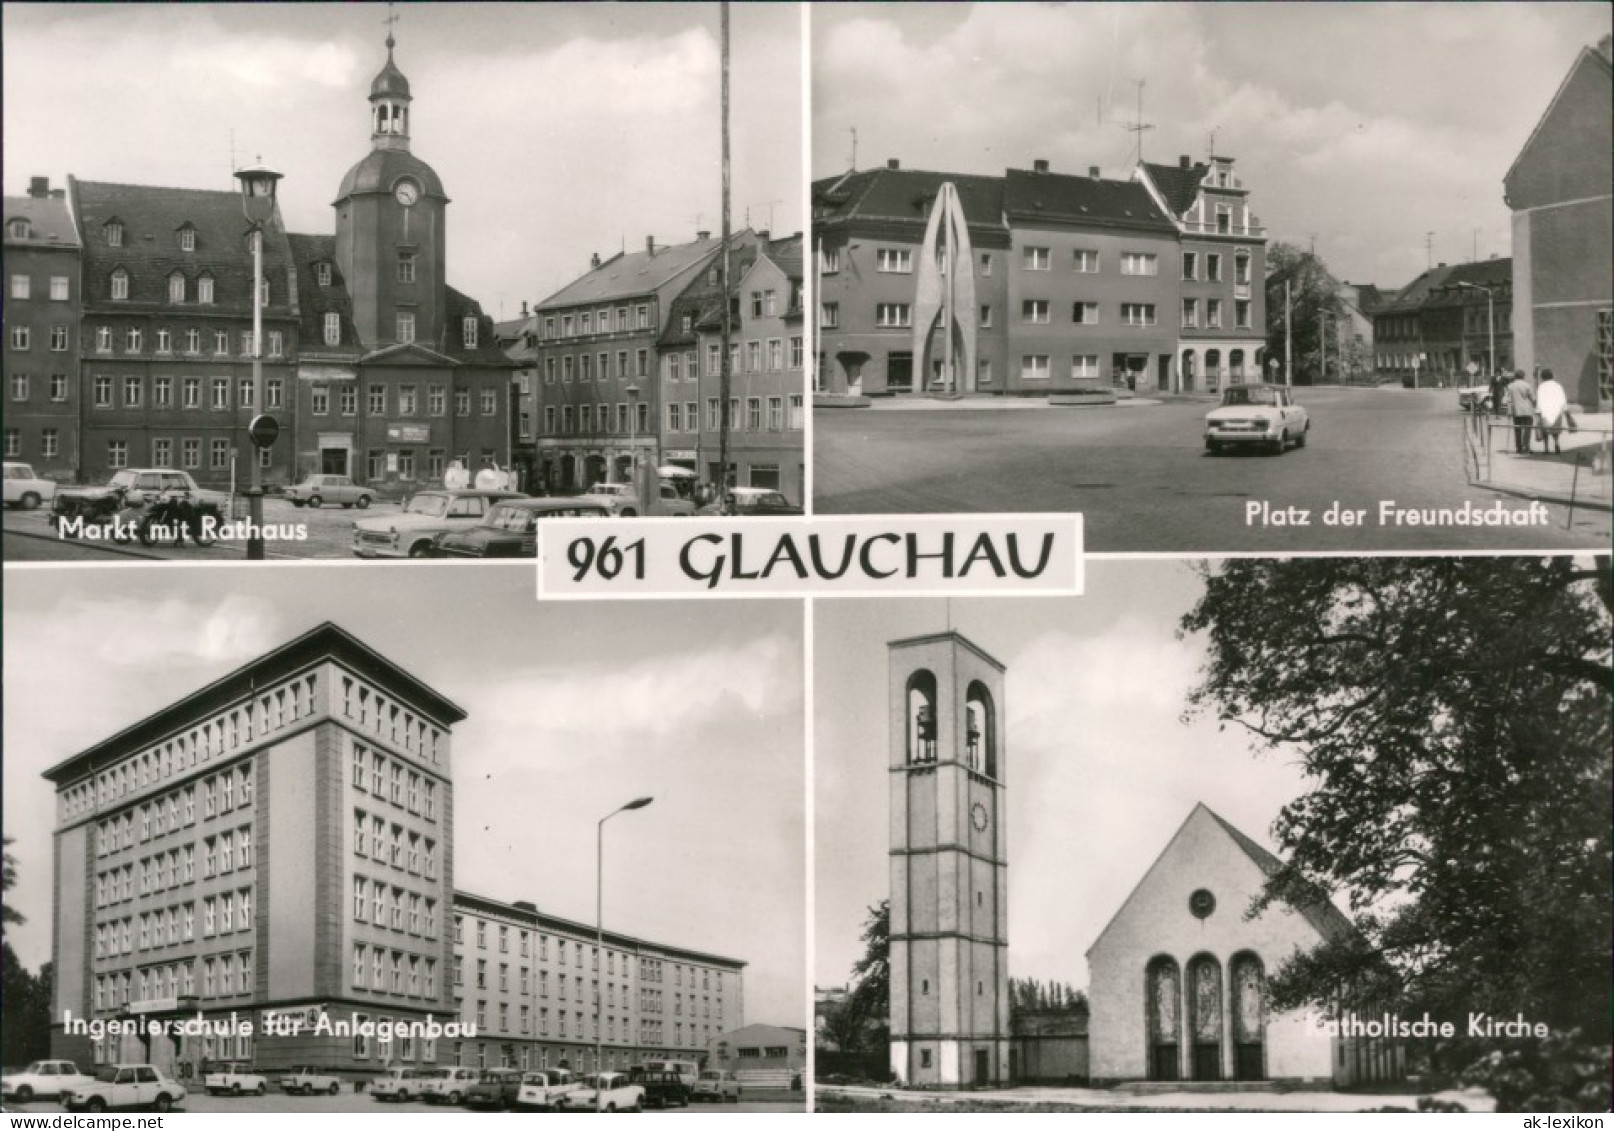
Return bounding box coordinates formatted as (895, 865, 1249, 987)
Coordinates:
(887, 631, 1009, 1087)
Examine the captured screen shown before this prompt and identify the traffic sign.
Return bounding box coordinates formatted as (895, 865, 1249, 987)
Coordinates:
(248, 414, 281, 449)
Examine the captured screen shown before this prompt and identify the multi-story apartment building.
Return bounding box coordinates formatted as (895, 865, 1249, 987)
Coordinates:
(531, 233, 753, 492)
(813, 154, 1270, 398)
(661, 234, 805, 501)
(45, 623, 746, 1082)
(45, 622, 463, 1075)
(1138, 155, 1269, 392)
(1373, 259, 1514, 386)
(3, 178, 81, 479)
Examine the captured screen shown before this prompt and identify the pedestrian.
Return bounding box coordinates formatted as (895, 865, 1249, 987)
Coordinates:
(1534, 368, 1570, 454)
(1505, 369, 1537, 454)
(1488, 369, 1508, 417)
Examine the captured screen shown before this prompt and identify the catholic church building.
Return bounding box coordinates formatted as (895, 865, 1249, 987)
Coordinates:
(38, 32, 512, 489)
(883, 631, 1402, 1091)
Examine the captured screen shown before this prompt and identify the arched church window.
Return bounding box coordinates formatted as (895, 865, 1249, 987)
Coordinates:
(1230, 952, 1266, 1081)
(1145, 955, 1181, 1082)
(1186, 954, 1224, 1081)
(906, 670, 937, 765)
(965, 681, 996, 776)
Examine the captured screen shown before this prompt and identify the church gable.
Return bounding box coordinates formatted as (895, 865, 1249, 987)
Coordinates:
(1504, 45, 1614, 210)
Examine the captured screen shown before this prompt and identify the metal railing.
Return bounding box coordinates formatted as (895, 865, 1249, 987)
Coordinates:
(1463, 409, 1612, 524)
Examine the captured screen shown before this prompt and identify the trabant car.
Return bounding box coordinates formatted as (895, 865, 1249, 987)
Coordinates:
(464, 1067, 523, 1110)
(692, 1069, 742, 1103)
(278, 1065, 342, 1095)
(203, 1061, 267, 1096)
(514, 1068, 580, 1110)
(352, 488, 522, 558)
(2, 461, 56, 510)
(1203, 383, 1310, 455)
(283, 474, 373, 509)
(61, 1064, 186, 1112)
(558, 1071, 645, 1112)
(368, 1066, 428, 1102)
(428, 497, 609, 559)
(1, 1060, 94, 1102)
(418, 1065, 480, 1105)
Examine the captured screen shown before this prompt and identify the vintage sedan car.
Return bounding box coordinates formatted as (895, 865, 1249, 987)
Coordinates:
(283, 473, 373, 509)
(558, 1071, 645, 1112)
(1203, 383, 1310, 455)
(628, 1068, 689, 1109)
(1457, 382, 1497, 412)
(514, 1068, 580, 1110)
(464, 1067, 523, 1110)
(278, 1065, 342, 1095)
(587, 481, 697, 517)
(3, 461, 56, 510)
(418, 1065, 480, 1105)
(203, 1060, 268, 1096)
(691, 1069, 741, 1103)
(352, 488, 524, 558)
(428, 497, 610, 559)
(697, 486, 803, 516)
(61, 1064, 186, 1112)
(1, 1059, 94, 1102)
(368, 1066, 429, 1102)
(50, 468, 227, 531)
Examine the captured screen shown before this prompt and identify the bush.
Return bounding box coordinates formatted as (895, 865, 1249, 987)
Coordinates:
(1460, 1032, 1611, 1112)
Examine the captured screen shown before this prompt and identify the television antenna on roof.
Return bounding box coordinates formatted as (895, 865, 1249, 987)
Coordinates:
(1121, 78, 1154, 165)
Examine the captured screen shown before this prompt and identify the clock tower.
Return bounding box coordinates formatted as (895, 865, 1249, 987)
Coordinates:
(333, 29, 449, 348)
(887, 631, 1009, 1087)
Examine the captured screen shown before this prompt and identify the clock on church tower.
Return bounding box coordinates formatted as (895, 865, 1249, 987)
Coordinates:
(887, 631, 1010, 1087)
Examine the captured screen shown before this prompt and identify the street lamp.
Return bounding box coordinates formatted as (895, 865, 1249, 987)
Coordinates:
(1456, 281, 1496, 379)
(234, 164, 282, 562)
(596, 796, 652, 1103)
(625, 382, 641, 503)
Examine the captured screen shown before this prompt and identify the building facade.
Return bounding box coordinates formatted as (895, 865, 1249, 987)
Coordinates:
(888, 631, 1010, 1088)
(3, 178, 82, 479)
(1504, 37, 1613, 411)
(44, 622, 745, 1082)
(705, 1023, 806, 1085)
(1373, 259, 1514, 386)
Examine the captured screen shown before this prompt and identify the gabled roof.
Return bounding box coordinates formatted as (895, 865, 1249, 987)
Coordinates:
(3, 192, 78, 247)
(1504, 39, 1614, 193)
(1140, 160, 1211, 217)
(441, 286, 516, 366)
(1378, 259, 1512, 315)
(812, 166, 1007, 236)
(537, 233, 731, 311)
(1004, 167, 1176, 233)
(71, 178, 297, 312)
(286, 232, 361, 360)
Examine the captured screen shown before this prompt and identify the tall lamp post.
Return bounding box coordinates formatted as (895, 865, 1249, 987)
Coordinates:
(235, 164, 282, 561)
(596, 795, 652, 1100)
(1457, 281, 1496, 378)
(625, 383, 642, 507)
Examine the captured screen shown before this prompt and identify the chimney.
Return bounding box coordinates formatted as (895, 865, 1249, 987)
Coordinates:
(590, 252, 601, 269)
(28, 176, 49, 198)
(697, 229, 710, 241)
(886, 158, 900, 170)
(520, 301, 529, 318)
(646, 235, 656, 257)
(1088, 165, 1101, 179)
(757, 229, 770, 243)
(1033, 158, 1049, 174)
(1179, 154, 1191, 169)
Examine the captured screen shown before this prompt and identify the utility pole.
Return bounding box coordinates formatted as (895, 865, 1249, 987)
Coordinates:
(1318, 309, 1327, 384)
(718, 0, 732, 501)
(1284, 277, 1293, 388)
(1425, 231, 1434, 271)
(848, 126, 858, 171)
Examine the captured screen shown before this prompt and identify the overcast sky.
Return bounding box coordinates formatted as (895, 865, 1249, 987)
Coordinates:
(3, 566, 805, 1029)
(814, 561, 1314, 993)
(813, 2, 1611, 289)
(2, 2, 803, 319)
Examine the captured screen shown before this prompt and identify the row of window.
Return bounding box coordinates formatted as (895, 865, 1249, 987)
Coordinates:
(93, 887, 254, 960)
(542, 396, 802, 437)
(92, 950, 253, 1011)
(306, 382, 497, 419)
(352, 742, 440, 817)
(6, 373, 71, 402)
(353, 875, 441, 938)
(1180, 298, 1254, 329)
(339, 677, 446, 764)
(96, 830, 252, 908)
(7, 273, 72, 301)
(353, 810, 439, 877)
(77, 326, 284, 357)
(2, 427, 63, 460)
(7, 325, 73, 352)
(353, 944, 439, 999)
(543, 304, 653, 340)
(96, 765, 253, 859)
(1181, 250, 1253, 284)
(821, 244, 1254, 281)
(543, 348, 650, 383)
(101, 437, 269, 473)
(80, 373, 283, 410)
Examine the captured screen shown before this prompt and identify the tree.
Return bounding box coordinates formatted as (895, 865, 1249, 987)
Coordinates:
(2, 836, 24, 937)
(1181, 557, 1611, 1109)
(1264, 242, 1348, 384)
(1009, 978, 1088, 1018)
(846, 900, 889, 1048)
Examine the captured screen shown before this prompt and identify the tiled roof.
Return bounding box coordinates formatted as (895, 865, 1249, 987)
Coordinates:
(3, 193, 78, 247)
(1004, 167, 1176, 231)
(812, 167, 1006, 232)
(1380, 259, 1512, 314)
(537, 234, 727, 310)
(442, 286, 515, 365)
(1141, 160, 1211, 217)
(285, 233, 360, 360)
(72, 178, 295, 312)
(336, 147, 445, 202)
(762, 232, 804, 281)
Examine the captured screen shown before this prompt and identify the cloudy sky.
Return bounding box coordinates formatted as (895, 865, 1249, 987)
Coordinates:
(3, 566, 805, 1028)
(813, 2, 1610, 288)
(2, 2, 803, 318)
(814, 561, 1314, 992)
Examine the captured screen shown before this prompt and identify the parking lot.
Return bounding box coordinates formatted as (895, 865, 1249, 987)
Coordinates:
(5, 1087, 805, 1115)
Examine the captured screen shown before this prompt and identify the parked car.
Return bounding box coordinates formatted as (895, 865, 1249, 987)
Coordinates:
(628, 1068, 690, 1109)
(203, 1061, 268, 1096)
(1203, 383, 1310, 455)
(368, 1066, 428, 1102)
(278, 1066, 342, 1095)
(60, 1064, 186, 1112)
(1457, 382, 1495, 412)
(464, 1067, 523, 1110)
(428, 497, 610, 559)
(352, 488, 524, 558)
(558, 1071, 645, 1112)
(698, 486, 802, 516)
(284, 474, 373, 509)
(418, 1065, 480, 1105)
(50, 469, 226, 532)
(587, 481, 697, 517)
(691, 1069, 741, 1103)
(2, 461, 56, 510)
(1, 1059, 94, 1102)
(514, 1068, 580, 1110)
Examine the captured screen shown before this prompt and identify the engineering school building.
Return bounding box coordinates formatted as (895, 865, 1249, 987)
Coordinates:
(44, 622, 743, 1080)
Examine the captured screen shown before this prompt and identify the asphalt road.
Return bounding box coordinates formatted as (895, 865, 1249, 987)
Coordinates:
(4, 1087, 803, 1115)
(814, 386, 1610, 552)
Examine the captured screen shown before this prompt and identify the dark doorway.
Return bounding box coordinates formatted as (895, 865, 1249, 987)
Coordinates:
(887, 351, 914, 394)
(974, 1048, 990, 1085)
(320, 447, 348, 475)
(1151, 1044, 1181, 1081)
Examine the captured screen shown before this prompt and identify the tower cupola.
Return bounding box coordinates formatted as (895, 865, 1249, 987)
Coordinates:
(369, 32, 412, 150)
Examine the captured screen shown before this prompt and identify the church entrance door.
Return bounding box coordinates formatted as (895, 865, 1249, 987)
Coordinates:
(974, 1048, 990, 1084)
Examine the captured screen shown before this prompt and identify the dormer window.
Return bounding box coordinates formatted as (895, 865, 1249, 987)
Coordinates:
(462, 316, 478, 348)
(110, 268, 130, 301)
(178, 225, 196, 252)
(105, 220, 124, 247)
(317, 262, 332, 287)
(168, 272, 186, 303)
(7, 219, 29, 239)
(198, 274, 215, 305)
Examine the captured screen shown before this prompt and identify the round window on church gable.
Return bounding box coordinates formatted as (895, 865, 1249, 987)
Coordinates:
(1189, 889, 1216, 919)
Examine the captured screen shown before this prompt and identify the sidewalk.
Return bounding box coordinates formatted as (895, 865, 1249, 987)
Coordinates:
(1468, 413, 1613, 511)
(858, 395, 1164, 411)
(817, 1082, 1493, 1113)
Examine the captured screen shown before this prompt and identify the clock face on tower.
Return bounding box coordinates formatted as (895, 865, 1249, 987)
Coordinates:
(393, 179, 420, 207)
(971, 802, 989, 832)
